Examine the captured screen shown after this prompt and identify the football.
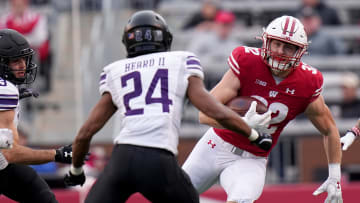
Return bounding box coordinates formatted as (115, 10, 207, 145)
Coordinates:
(226, 96, 268, 116)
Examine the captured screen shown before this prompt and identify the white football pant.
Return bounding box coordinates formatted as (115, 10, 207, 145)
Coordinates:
(182, 128, 267, 202)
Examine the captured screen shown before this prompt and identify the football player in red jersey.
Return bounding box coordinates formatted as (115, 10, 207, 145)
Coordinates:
(182, 15, 343, 203)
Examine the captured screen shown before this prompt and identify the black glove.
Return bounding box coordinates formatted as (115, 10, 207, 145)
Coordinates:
(251, 133, 272, 151)
(19, 88, 39, 100)
(64, 171, 86, 186)
(55, 144, 73, 164)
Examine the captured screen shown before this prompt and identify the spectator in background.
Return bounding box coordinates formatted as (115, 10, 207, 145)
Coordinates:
(296, 0, 341, 25)
(181, 0, 219, 31)
(187, 11, 241, 89)
(299, 7, 347, 56)
(0, 0, 53, 94)
(340, 72, 360, 118)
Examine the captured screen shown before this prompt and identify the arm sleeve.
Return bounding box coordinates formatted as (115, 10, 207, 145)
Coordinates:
(99, 70, 110, 95)
(227, 47, 242, 77)
(185, 54, 204, 80)
(309, 70, 324, 103)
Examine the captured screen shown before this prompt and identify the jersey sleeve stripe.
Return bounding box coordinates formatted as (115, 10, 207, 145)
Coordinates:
(0, 94, 17, 97)
(0, 98, 18, 104)
(229, 53, 239, 69)
(186, 59, 200, 66)
(315, 87, 322, 93)
(186, 56, 203, 71)
(99, 72, 107, 87)
(99, 72, 106, 82)
(312, 87, 322, 97)
(100, 73, 106, 81)
(0, 106, 16, 110)
(187, 66, 202, 71)
(0, 97, 18, 109)
(228, 57, 240, 75)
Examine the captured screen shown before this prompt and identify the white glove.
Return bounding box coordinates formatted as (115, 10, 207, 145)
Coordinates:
(341, 131, 356, 151)
(0, 128, 13, 149)
(243, 101, 272, 132)
(313, 164, 343, 203)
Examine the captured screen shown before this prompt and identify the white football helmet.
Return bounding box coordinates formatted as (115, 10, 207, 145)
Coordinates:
(261, 16, 308, 73)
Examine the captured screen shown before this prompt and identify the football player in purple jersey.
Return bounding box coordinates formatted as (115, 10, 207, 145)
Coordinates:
(0, 29, 73, 203)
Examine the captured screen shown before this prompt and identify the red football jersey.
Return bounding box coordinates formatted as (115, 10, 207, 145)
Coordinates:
(214, 46, 323, 157)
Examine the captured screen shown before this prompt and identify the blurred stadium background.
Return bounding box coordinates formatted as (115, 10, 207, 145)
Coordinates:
(1, 0, 360, 202)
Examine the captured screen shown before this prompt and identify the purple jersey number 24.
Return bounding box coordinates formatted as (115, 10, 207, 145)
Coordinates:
(121, 69, 173, 116)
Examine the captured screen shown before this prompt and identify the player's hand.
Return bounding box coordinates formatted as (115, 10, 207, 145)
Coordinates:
(251, 132, 272, 151)
(19, 88, 39, 100)
(341, 131, 356, 151)
(313, 177, 343, 203)
(243, 101, 271, 132)
(64, 170, 86, 186)
(0, 128, 13, 149)
(55, 144, 73, 163)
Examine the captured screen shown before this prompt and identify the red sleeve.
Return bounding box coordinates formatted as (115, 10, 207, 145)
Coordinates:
(227, 46, 243, 77)
(306, 65, 323, 103)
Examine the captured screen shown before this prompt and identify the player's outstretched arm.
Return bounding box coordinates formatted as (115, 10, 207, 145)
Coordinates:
(187, 76, 272, 151)
(198, 70, 239, 128)
(0, 109, 59, 164)
(65, 92, 117, 187)
(305, 96, 343, 203)
(341, 119, 360, 151)
(71, 93, 117, 168)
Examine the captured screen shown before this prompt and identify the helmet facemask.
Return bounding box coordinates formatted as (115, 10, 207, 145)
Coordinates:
(262, 36, 304, 74)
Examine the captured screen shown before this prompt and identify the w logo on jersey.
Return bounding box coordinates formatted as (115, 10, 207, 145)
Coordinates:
(269, 91, 278, 98)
